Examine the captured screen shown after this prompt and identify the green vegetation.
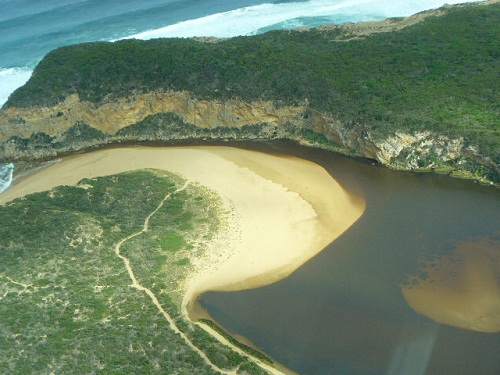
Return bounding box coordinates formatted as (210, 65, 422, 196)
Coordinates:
(199, 319, 274, 366)
(0, 170, 271, 374)
(116, 112, 198, 138)
(158, 231, 187, 252)
(116, 112, 278, 141)
(58, 122, 108, 144)
(5, 2, 499, 168)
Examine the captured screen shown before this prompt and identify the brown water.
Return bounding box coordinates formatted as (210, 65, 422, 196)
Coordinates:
(199, 141, 500, 375)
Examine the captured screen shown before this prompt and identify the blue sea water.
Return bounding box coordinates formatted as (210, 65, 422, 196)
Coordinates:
(0, 0, 483, 193)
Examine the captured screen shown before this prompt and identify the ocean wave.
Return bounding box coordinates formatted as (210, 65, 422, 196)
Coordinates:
(0, 163, 14, 194)
(124, 0, 372, 39)
(0, 67, 32, 107)
(124, 0, 482, 39)
(0, 0, 483, 106)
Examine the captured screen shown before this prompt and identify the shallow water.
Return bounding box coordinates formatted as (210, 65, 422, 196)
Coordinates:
(0, 162, 13, 193)
(200, 141, 500, 375)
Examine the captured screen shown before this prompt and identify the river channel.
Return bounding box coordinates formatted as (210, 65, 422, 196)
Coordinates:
(199, 140, 500, 375)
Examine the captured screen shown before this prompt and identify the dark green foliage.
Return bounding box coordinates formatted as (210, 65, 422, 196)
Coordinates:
(199, 319, 273, 365)
(5, 132, 55, 151)
(117, 112, 275, 141)
(238, 360, 271, 375)
(2, 125, 109, 157)
(175, 257, 190, 266)
(0, 170, 232, 374)
(57, 122, 107, 144)
(116, 112, 198, 138)
(294, 126, 334, 146)
(48, 170, 175, 234)
(158, 231, 186, 252)
(5, 3, 499, 165)
(189, 325, 248, 370)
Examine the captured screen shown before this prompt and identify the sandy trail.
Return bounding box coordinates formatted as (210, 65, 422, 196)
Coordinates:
(107, 176, 291, 374)
(110, 181, 234, 374)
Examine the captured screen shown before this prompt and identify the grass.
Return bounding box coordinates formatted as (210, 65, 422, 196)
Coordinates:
(158, 231, 187, 252)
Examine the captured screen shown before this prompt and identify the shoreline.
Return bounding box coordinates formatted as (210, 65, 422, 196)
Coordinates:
(3, 136, 497, 190)
(0, 145, 365, 295)
(0, 145, 365, 372)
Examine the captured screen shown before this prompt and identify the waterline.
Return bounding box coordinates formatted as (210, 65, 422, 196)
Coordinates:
(0, 163, 14, 194)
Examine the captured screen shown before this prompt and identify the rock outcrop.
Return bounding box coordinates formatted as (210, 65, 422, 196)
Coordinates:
(0, 91, 305, 139)
(0, 89, 497, 186)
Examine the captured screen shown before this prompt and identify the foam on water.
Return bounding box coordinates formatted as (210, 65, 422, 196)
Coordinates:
(126, 0, 376, 39)
(0, 67, 32, 107)
(126, 0, 483, 39)
(0, 163, 14, 194)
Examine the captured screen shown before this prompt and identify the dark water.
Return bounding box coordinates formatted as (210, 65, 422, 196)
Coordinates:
(200, 141, 500, 375)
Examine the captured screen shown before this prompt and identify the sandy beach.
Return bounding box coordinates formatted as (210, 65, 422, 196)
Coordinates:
(0, 146, 365, 305)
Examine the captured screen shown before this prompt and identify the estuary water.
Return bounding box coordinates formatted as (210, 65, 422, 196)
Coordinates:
(200, 141, 500, 375)
(0, 4, 497, 374)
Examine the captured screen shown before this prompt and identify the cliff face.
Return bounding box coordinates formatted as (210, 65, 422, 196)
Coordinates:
(1, 1, 498, 185)
(1, 89, 497, 185)
(0, 91, 307, 139)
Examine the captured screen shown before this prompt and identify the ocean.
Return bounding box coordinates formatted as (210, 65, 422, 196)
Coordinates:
(0, 162, 13, 193)
(0, 0, 484, 190)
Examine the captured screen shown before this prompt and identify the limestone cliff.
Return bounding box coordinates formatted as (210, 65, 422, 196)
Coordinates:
(0, 89, 497, 186)
(1, 0, 499, 185)
(0, 91, 307, 139)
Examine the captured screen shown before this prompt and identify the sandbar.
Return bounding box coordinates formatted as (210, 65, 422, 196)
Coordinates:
(0, 146, 365, 304)
(401, 236, 500, 333)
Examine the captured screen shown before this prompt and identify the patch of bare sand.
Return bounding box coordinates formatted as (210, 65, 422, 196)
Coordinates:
(0, 146, 365, 309)
(184, 146, 365, 295)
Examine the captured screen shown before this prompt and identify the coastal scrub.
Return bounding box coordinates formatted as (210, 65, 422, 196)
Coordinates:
(0, 169, 268, 374)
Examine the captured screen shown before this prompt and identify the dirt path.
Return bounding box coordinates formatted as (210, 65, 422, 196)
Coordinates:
(112, 181, 240, 375)
(193, 320, 291, 375)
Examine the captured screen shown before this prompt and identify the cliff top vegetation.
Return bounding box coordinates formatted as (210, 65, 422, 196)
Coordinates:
(4, 2, 500, 164)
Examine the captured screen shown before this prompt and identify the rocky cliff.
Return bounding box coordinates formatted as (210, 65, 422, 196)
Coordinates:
(1, 89, 497, 185)
(1, 0, 499, 186)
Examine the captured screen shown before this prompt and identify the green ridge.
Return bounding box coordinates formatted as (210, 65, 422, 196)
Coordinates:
(5, 3, 499, 166)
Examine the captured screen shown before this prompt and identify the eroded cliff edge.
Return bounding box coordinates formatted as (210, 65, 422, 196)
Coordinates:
(1, 0, 499, 185)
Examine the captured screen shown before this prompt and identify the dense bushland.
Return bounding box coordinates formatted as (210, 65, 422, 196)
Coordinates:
(5, 3, 499, 163)
(0, 170, 268, 374)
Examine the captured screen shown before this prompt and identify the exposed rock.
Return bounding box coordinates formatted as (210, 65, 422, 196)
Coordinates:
(0, 91, 309, 140)
(0, 90, 498, 186)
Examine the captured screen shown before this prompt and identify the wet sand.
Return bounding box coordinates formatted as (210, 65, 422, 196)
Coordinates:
(0, 146, 365, 305)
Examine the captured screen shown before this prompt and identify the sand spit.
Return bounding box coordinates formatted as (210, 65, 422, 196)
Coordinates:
(0, 146, 364, 374)
(0, 145, 365, 304)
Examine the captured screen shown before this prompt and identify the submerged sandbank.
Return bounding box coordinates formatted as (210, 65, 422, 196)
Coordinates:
(0, 146, 365, 305)
(402, 236, 500, 333)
